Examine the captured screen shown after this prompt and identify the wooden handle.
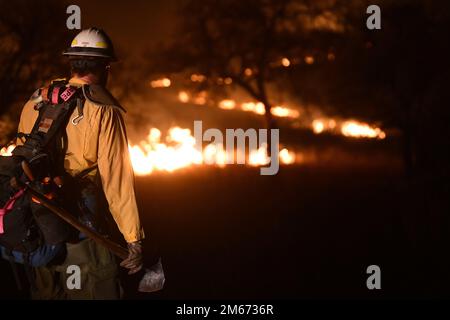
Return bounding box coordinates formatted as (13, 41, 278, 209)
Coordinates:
(21, 161, 35, 182)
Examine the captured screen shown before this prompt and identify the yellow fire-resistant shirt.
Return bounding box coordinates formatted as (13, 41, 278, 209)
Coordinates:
(17, 77, 145, 243)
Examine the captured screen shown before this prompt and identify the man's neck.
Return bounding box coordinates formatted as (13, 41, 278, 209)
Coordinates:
(74, 74, 99, 85)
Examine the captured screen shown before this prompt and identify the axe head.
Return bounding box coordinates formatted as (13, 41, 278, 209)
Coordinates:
(138, 257, 165, 293)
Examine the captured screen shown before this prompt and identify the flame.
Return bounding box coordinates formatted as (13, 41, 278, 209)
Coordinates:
(218, 99, 236, 110)
(128, 127, 296, 175)
(190, 74, 206, 82)
(341, 121, 385, 139)
(150, 78, 171, 88)
(312, 118, 385, 139)
(128, 127, 204, 175)
(241, 102, 266, 115)
(279, 148, 295, 165)
(203, 144, 227, 167)
(248, 145, 270, 166)
(0, 144, 15, 156)
(179, 91, 207, 105)
(218, 100, 300, 118)
(193, 96, 206, 105)
(271, 106, 300, 118)
(312, 119, 325, 134)
(193, 91, 207, 105)
(188, 96, 302, 119)
(178, 91, 189, 103)
(312, 119, 337, 134)
(281, 57, 291, 67)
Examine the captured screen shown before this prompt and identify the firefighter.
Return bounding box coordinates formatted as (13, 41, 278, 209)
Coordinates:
(15, 27, 145, 299)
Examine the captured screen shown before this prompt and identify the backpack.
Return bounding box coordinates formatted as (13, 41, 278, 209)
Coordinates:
(0, 79, 85, 254)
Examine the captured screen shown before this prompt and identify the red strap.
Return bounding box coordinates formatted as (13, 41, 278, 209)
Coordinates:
(51, 87, 60, 104)
(0, 188, 25, 234)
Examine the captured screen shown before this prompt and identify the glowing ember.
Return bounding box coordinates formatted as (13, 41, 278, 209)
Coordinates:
(178, 91, 189, 103)
(312, 118, 386, 139)
(271, 106, 300, 118)
(305, 56, 315, 65)
(281, 57, 291, 67)
(241, 102, 266, 115)
(328, 119, 337, 129)
(190, 74, 206, 82)
(150, 78, 171, 88)
(312, 119, 325, 134)
(218, 100, 299, 118)
(219, 99, 236, 110)
(312, 119, 337, 134)
(341, 121, 385, 139)
(193, 91, 207, 105)
(194, 96, 206, 105)
(279, 148, 295, 164)
(0, 144, 15, 156)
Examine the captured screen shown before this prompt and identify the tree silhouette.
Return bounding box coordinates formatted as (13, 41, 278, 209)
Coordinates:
(0, 0, 70, 123)
(145, 0, 347, 153)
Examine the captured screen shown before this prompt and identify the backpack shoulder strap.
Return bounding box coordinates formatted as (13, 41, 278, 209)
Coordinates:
(13, 82, 83, 160)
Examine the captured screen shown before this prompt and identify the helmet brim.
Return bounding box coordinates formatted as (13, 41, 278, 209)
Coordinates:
(63, 48, 117, 61)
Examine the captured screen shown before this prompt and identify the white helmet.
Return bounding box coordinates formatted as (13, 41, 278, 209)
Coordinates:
(63, 27, 116, 61)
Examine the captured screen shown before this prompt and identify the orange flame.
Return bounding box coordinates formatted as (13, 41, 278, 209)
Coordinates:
(150, 78, 171, 88)
(312, 118, 385, 139)
(0, 144, 15, 156)
(340, 120, 385, 139)
(218, 99, 236, 110)
(128, 127, 296, 175)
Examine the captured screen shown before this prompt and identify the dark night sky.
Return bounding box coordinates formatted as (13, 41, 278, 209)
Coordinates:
(70, 0, 183, 57)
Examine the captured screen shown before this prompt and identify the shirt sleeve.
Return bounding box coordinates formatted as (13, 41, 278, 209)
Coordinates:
(97, 106, 145, 243)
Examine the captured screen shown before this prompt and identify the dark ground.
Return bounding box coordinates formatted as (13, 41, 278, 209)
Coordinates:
(1, 139, 450, 300)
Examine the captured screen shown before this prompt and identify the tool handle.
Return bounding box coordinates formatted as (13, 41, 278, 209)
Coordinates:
(21, 161, 35, 182)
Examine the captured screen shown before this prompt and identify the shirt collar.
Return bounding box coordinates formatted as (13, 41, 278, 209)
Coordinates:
(68, 77, 89, 87)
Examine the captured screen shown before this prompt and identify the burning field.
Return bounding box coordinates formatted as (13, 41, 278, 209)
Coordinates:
(1, 114, 387, 177)
(94, 76, 390, 175)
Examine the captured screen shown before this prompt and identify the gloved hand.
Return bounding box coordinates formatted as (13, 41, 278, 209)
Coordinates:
(120, 241, 143, 275)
